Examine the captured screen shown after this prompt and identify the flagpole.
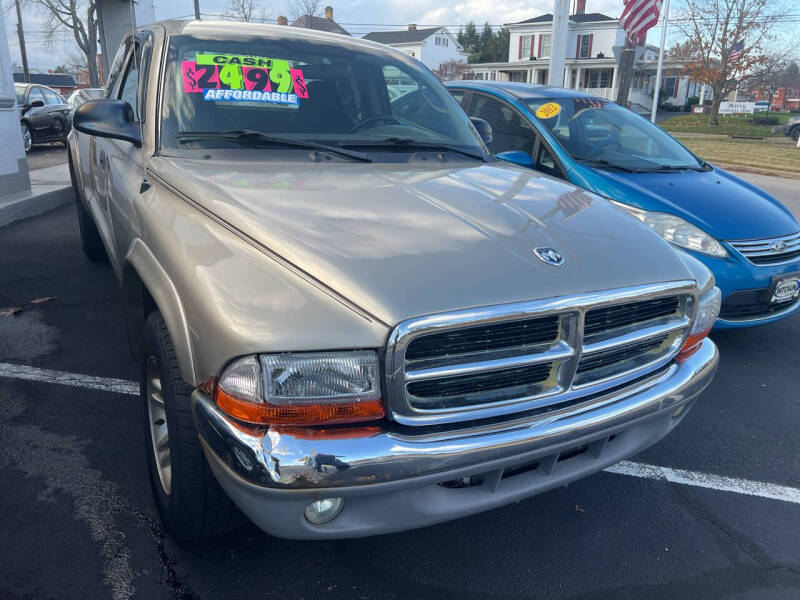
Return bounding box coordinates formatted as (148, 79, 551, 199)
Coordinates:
(650, 0, 670, 123)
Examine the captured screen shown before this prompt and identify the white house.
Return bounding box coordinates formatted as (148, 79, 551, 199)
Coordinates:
(468, 1, 707, 113)
(363, 26, 468, 71)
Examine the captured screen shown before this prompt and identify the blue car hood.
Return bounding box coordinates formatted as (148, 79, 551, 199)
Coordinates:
(575, 164, 799, 241)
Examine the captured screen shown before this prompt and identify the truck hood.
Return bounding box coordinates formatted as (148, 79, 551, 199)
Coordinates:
(149, 156, 695, 325)
(572, 164, 799, 241)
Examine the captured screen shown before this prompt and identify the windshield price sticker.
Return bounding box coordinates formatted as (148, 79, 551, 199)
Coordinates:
(536, 102, 562, 119)
(182, 53, 309, 105)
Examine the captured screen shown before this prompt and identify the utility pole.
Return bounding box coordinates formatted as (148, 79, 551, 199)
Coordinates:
(14, 0, 29, 83)
(193, 0, 201, 20)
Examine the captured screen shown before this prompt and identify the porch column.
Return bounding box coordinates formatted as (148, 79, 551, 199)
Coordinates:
(575, 67, 582, 89)
(611, 66, 619, 94)
(564, 66, 570, 89)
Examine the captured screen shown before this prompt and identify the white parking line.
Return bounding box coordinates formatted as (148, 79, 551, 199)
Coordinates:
(605, 461, 800, 505)
(0, 362, 139, 396)
(2, 361, 799, 507)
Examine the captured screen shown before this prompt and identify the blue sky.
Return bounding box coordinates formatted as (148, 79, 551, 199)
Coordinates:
(5, 0, 673, 73)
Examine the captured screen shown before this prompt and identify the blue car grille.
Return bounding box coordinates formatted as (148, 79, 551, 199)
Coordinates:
(729, 232, 800, 265)
(720, 289, 800, 319)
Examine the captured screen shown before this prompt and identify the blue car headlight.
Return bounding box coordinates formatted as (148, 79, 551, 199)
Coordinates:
(613, 202, 728, 258)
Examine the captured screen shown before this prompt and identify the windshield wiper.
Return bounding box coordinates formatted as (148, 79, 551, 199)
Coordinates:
(643, 165, 705, 172)
(572, 157, 641, 173)
(177, 130, 372, 163)
(340, 137, 486, 161)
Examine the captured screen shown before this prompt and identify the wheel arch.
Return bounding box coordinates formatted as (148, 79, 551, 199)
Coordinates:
(124, 239, 197, 385)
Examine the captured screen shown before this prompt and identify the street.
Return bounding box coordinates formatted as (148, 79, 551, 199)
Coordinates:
(0, 173, 799, 599)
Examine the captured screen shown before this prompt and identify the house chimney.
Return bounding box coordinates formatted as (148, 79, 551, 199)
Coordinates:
(408, 24, 417, 31)
(574, 0, 586, 14)
(324, 5, 333, 20)
(277, 15, 288, 25)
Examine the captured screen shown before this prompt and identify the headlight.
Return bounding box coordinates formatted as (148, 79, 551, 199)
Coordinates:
(613, 202, 728, 258)
(214, 351, 384, 426)
(679, 286, 721, 360)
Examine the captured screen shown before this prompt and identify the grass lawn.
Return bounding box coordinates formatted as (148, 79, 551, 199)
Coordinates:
(662, 113, 793, 137)
(680, 138, 800, 175)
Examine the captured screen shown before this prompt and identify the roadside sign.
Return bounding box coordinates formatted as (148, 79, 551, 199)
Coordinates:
(719, 101, 755, 114)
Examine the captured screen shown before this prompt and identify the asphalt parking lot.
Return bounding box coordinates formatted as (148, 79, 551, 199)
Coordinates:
(1, 195, 800, 599)
(25, 144, 68, 172)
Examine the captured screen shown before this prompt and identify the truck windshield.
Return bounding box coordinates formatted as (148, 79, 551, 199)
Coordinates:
(161, 34, 486, 161)
(526, 97, 704, 171)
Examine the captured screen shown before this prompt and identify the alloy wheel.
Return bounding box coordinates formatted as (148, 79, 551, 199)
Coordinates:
(146, 356, 172, 495)
(21, 123, 31, 152)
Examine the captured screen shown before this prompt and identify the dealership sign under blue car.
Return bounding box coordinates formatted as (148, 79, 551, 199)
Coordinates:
(446, 81, 800, 328)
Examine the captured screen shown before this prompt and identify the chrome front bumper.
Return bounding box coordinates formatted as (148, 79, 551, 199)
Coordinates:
(192, 338, 718, 539)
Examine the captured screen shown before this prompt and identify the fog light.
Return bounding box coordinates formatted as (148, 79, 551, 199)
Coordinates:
(304, 497, 344, 525)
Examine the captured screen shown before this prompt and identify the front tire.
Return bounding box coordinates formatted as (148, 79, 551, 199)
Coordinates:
(69, 153, 107, 263)
(21, 122, 32, 152)
(142, 312, 246, 540)
(791, 127, 800, 142)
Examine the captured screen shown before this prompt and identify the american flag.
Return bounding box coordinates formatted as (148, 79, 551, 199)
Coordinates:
(729, 40, 745, 62)
(620, 0, 663, 45)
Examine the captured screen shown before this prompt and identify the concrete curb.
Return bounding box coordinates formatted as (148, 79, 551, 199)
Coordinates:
(0, 163, 72, 228)
(0, 185, 73, 228)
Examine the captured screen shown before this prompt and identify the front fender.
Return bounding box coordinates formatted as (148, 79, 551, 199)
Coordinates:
(131, 176, 391, 386)
(125, 239, 197, 384)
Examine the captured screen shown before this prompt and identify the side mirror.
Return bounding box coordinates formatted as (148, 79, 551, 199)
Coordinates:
(29, 99, 44, 108)
(470, 117, 493, 145)
(73, 99, 141, 147)
(496, 150, 535, 170)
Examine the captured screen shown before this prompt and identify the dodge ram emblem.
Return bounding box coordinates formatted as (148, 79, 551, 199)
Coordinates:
(533, 247, 564, 266)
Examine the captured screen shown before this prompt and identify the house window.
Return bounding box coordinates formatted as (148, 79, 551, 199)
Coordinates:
(663, 77, 677, 96)
(521, 35, 532, 59)
(577, 34, 592, 59)
(539, 34, 552, 58)
(588, 70, 599, 87)
(600, 69, 611, 88)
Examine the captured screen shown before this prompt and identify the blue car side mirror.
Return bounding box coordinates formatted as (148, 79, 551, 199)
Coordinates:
(496, 150, 535, 169)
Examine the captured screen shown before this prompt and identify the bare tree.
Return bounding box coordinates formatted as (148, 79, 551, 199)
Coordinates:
(223, 0, 268, 22)
(433, 60, 473, 82)
(287, 0, 321, 23)
(675, 0, 788, 125)
(33, 0, 100, 86)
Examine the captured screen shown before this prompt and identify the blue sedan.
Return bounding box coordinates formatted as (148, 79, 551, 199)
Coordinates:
(445, 81, 800, 328)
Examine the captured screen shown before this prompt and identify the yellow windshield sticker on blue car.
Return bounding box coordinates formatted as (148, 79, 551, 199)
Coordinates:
(536, 102, 561, 119)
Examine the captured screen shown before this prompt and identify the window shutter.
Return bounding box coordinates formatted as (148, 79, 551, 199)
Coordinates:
(674, 77, 679, 97)
(538, 34, 543, 57)
(576, 35, 581, 58)
(519, 36, 523, 59)
(588, 34, 593, 59)
(530, 35, 535, 58)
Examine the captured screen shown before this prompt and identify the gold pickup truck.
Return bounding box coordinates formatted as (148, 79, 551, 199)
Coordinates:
(68, 19, 719, 540)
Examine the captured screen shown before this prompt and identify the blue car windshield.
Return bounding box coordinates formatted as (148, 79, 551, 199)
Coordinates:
(526, 97, 703, 171)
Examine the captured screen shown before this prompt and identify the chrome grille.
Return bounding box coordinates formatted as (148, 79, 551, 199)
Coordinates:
(584, 297, 679, 336)
(729, 232, 800, 265)
(385, 282, 696, 426)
